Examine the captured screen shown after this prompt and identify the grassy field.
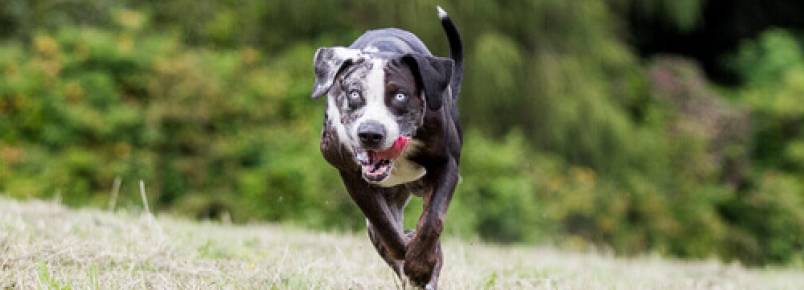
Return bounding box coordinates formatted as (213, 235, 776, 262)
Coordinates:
(0, 197, 802, 289)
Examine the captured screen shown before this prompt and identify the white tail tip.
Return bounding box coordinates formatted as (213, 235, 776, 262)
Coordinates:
(437, 6, 448, 19)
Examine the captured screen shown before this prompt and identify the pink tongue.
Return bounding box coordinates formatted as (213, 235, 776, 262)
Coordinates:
(370, 136, 410, 160)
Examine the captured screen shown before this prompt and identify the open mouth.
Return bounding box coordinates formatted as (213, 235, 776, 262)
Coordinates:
(358, 152, 394, 182)
(355, 136, 410, 183)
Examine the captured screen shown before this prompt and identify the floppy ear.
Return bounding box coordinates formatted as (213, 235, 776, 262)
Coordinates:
(311, 47, 362, 99)
(401, 54, 454, 110)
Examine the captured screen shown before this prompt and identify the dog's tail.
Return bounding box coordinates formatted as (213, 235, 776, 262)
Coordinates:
(437, 6, 463, 99)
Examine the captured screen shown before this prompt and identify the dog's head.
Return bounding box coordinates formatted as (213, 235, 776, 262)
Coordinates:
(312, 47, 453, 183)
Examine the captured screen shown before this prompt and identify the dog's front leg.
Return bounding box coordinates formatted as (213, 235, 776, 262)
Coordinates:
(404, 159, 458, 289)
(340, 171, 408, 259)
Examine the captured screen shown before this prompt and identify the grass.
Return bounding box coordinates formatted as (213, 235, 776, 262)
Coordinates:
(0, 197, 802, 289)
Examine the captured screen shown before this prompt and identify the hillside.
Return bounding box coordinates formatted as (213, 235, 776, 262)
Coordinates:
(0, 197, 801, 289)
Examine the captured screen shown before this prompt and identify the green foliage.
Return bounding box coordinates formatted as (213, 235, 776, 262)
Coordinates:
(0, 15, 361, 230)
(0, 0, 802, 266)
(722, 29, 804, 264)
(448, 131, 544, 243)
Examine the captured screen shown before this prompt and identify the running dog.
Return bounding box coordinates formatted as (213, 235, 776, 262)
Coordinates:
(311, 6, 463, 289)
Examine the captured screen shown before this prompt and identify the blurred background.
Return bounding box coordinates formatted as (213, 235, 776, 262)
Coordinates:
(1, 0, 802, 266)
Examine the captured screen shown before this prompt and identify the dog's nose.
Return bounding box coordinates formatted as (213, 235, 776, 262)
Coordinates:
(357, 121, 386, 148)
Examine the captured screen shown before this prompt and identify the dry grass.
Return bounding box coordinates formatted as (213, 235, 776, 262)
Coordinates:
(1, 197, 802, 290)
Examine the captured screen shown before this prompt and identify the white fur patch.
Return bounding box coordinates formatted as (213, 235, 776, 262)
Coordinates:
(326, 92, 354, 153)
(437, 6, 448, 19)
(363, 46, 380, 53)
(351, 58, 399, 150)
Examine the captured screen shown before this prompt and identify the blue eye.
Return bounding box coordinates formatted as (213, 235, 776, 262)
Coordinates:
(394, 93, 407, 102)
(347, 90, 363, 109)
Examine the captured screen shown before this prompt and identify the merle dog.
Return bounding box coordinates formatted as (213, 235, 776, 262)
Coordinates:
(311, 6, 463, 289)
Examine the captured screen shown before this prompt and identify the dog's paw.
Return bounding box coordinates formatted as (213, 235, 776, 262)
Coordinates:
(403, 251, 437, 287)
(397, 270, 410, 289)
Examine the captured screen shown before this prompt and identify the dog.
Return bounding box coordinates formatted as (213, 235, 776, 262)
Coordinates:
(311, 6, 463, 289)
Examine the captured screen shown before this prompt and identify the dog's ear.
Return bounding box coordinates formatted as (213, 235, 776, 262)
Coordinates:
(402, 54, 454, 111)
(311, 47, 362, 99)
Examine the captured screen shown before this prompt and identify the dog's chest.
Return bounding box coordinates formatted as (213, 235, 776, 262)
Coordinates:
(376, 155, 426, 187)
